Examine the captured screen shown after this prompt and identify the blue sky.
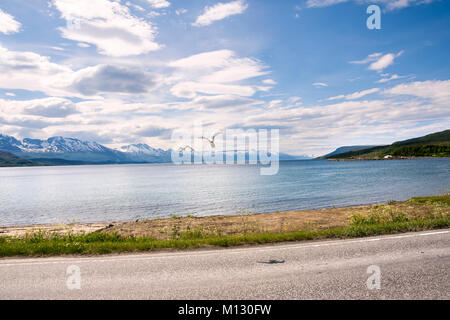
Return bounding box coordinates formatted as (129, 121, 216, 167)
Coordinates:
(0, 0, 449, 156)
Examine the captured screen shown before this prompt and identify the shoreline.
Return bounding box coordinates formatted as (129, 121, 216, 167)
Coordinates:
(0, 205, 363, 238)
(1, 196, 448, 239)
(327, 156, 450, 161)
(0, 195, 448, 256)
(0, 201, 383, 231)
(2, 156, 449, 169)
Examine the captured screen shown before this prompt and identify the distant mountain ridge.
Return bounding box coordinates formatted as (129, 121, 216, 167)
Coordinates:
(120, 143, 172, 163)
(0, 134, 170, 164)
(0, 150, 37, 167)
(0, 133, 306, 167)
(0, 134, 126, 163)
(322, 130, 450, 160)
(0, 134, 114, 154)
(322, 145, 382, 158)
(0, 150, 88, 167)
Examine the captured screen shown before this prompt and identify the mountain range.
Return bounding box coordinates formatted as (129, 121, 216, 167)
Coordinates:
(0, 134, 172, 165)
(322, 145, 382, 158)
(0, 134, 308, 167)
(321, 130, 450, 160)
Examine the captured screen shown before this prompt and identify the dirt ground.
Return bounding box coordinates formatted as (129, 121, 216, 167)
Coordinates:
(101, 207, 359, 239)
(0, 223, 109, 238)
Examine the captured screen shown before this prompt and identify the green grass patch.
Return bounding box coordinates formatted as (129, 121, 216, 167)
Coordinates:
(408, 194, 450, 206)
(0, 216, 449, 257)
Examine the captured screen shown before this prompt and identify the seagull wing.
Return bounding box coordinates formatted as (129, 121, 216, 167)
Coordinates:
(211, 132, 223, 142)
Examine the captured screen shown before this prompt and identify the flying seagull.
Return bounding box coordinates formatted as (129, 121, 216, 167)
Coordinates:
(199, 132, 223, 149)
(178, 145, 195, 152)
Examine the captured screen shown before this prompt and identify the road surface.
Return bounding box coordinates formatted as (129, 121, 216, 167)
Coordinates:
(0, 230, 449, 299)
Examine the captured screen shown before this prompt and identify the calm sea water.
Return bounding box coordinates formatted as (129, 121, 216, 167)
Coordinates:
(0, 159, 449, 226)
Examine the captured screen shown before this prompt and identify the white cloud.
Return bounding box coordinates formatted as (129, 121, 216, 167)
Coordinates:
(288, 96, 302, 104)
(369, 52, 403, 71)
(53, 0, 160, 57)
(22, 98, 79, 118)
(328, 88, 380, 100)
(377, 74, 405, 83)
(240, 80, 450, 155)
(190, 95, 261, 110)
(193, 0, 248, 27)
(50, 46, 65, 51)
(0, 97, 80, 136)
(170, 81, 255, 98)
(326, 94, 345, 101)
(126, 2, 145, 12)
(0, 45, 268, 103)
(72, 65, 158, 96)
(350, 53, 382, 64)
(0, 8, 21, 34)
(384, 80, 450, 103)
(146, 0, 171, 8)
(346, 88, 380, 99)
(313, 82, 328, 87)
(170, 50, 235, 69)
(176, 8, 188, 15)
(0, 45, 74, 97)
(351, 51, 403, 72)
(306, 0, 349, 8)
(0, 45, 159, 98)
(200, 57, 268, 83)
(379, 0, 436, 11)
(267, 99, 283, 108)
(306, 0, 436, 11)
(263, 79, 277, 85)
(169, 50, 268, 98)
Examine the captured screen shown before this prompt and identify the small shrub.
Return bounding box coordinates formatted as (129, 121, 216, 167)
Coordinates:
(179, 229, 207, 240)
(171, 225, 180, 239)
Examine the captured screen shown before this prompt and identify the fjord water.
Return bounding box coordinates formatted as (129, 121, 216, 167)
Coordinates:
(0, 159, 449, 226)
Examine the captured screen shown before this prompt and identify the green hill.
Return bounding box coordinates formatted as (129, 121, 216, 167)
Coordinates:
(322, 145, 382, 158)
(0, 151, 38, 167)
(324, 130, 450, 160)
(0, 151, 89, 167)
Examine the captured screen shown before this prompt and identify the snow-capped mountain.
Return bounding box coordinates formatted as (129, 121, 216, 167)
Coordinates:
(0, 133, 306, 165)
(0, 134, 22, 152)
(121, 143, 166, 156)
(120, 143, 172, 162)
(0, 134, 123, 163)
(0, 134, 114, 155)
(21, 136, 112, 154)
(0, 134, 173, 163)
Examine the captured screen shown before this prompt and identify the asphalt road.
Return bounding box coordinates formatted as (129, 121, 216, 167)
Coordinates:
(0, 230, 449, 300)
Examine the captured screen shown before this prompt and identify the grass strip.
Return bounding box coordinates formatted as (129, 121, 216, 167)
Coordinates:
(0, 216, 448, 257)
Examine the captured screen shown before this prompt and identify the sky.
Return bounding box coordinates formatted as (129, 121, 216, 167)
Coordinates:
(0, 0, 449, 156)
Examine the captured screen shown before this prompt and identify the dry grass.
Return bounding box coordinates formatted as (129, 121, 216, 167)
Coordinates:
(101, 199, 450, 240)
(0, 223, 109, 238)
